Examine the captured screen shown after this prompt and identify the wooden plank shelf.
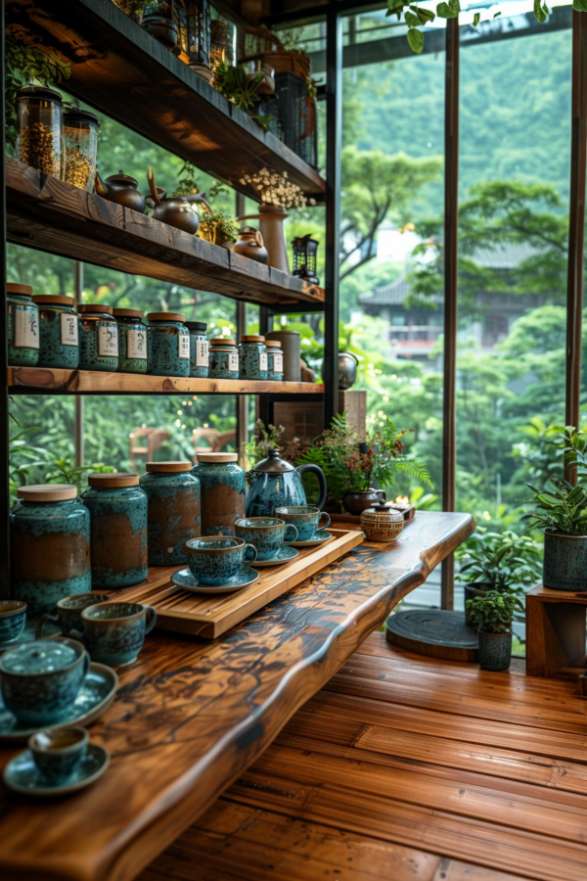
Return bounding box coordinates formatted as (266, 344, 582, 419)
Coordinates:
(6, 0, 326, 200)
(7, 366, 324, 396)
(7, 159, 326, 311)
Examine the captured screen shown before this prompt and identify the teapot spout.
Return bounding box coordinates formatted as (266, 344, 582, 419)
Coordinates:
(94, 171, 109, 197)
(147, 166, 161, 206)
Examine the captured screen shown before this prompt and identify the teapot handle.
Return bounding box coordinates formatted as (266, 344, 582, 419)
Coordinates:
(147, 166, 161, 206)
(296, 464, 327, 510)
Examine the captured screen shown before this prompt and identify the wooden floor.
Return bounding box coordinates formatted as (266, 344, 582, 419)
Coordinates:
(140, 632, 587, 881)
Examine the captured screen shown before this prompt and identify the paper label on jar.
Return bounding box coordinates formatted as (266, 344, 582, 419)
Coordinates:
(273, 352, 284, 373)
(127, 327, 147, 359)
(14, 309, 39, 349)
(98, 324, 119, 357)
(196, 339, 209, 367)
(60, 312, 79, 346)
(260, 352, 268, 372)
(178, 333, 190, 360)
(228, 351, 239, 372)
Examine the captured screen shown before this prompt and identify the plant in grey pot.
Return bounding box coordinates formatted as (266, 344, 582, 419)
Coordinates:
(526, 481, 587, 591)
(466, 590, 518, 672)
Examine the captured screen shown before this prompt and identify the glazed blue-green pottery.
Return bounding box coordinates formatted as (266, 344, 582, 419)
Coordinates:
(114, 308, 148, 374)
(140, 462, 201, 566)
(208, 338, 239, 379)
(10, 484, 91, 615)
(147, 312, 190, 376)
(44, 592, 111, 637)
(246, 449, 327, 517)
(81, 601, 157, 667)
(239, 335, 268, 380)
(543, 531, 587, 591)
(29, 726, 88, 784)
(185, 536, 256, 585)
(82, 473, 148, 588)
(193, 453, 246, 535)
(0, 601, 27, 645)
(234, 516, 298, 561)
(274, 505, 332, 541)
(33, 294, 79, 369)
(78, 304, 119, 372)
(6, 283, 39, 366)
(0, 638, 89, 725)
(186, 321, 209, 378)
(266, 340, 284, 381)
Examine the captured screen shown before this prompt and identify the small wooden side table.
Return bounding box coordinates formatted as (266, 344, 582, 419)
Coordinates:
(526, 585, 587, 679)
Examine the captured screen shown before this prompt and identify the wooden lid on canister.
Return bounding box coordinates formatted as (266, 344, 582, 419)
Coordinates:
(210, 337, 235, 346)
(33, 294, 75, 306)
(241, 335, 265, 343)
(147, 312, 185, 322)
(78, 304, 113, 315)
(17, 484, 77, 502)
(145, 461, 192, 473)
(197, 453, 238, 463)
(88, 472, 139, 488)
(266, 340, 282, 348)
(113, 308, 143, 319)
(6, 283, 33, 297)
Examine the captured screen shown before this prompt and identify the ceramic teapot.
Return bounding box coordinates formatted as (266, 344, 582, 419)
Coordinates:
(233, 227, 269, 264)
(246, 449, 327, 517)
(94, 171, 146, 213)
(147, 167, 210, 235)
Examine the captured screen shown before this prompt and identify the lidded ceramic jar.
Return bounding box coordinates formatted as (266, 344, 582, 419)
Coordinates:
(33, 294, 79, 369)
(140, 462, 201, 565)
(82, 473, 148, 588)
(147, 312, 190, 377)
(209, 337, 239, 379)
(266, 339, 284, 381)
(63, 108, 99, 191)
(192, 453, 246, 535)
(78, 304, 119, 372)
(185, 321, 209, 378)
(360, 504, 404, 543)
(239, 335, 268, 380)
(16, 85, 63, 177)
(6, 283, 39, 366)
(113, 308, 148, 374)
(10, 484, 91, 615)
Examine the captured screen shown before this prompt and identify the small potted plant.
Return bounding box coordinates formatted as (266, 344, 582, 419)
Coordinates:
(466, 590, 518, 672)
(526, 481, 587, 591)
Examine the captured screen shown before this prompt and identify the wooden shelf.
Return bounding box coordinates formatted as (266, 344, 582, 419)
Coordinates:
(6, 0, 326, 200)
(7, 366, 325, 396)
(7, 159, 325, 310)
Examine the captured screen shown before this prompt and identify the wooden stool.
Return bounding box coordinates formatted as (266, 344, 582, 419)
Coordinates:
(526, 585, 587, 679)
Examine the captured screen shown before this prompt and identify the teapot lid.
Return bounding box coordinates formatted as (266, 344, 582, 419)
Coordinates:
(251, 449, 295, 474)
(106, 171, 138, 186)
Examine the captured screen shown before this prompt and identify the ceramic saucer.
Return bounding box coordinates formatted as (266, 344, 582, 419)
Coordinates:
(252, 546, 300, 568)
(172, 566, 259, 595)
(3, 743, 110, 797)
(289, 529, 332, 548)
(0, 663, 118, 743)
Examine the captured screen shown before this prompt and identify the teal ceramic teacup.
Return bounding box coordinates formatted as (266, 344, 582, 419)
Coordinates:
(0, 600, 27, 645)
(0, 638, 89, 725)
(185, 536, 257, 585)
(29, 726, 88, 784)
(235, 517, 298, 561)
(274, 505, 331, 541)
(41, 592, 111, 638)
(81, 601, 157, 668)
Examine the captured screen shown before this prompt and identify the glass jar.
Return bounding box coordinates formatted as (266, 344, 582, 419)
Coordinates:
(78, 304, 119, 372)
(63, 108, 99, 191)
(10, 484, 91, 615)
(147, 312, 190, 377)
(239, 335, 268, 380)
(33, 294, 79, 369)
(210, 16, 236, 67)
(209, 338, 239, 379)
(114, 308, 148, 374)
(186, 321, 209, 378)
(192, 453, 245, 535)
(140, 462, 201, 565)
(16, 85, 63, 177)
(6, 283, 39, 366)
(266, 339, 284, 381)
(82, 473, 148, 588)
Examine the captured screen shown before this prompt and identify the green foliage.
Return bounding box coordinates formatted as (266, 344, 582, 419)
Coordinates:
(458, 530, 541, 594)
(466, 590, 518, 633)
(526, 482, 587, 536)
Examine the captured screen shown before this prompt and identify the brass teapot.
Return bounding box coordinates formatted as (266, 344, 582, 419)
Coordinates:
(94, 170, 146, 213)
(147, 167, 210, 235)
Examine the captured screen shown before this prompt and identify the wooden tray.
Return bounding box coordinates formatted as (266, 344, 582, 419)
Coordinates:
(118, 528, 364, 639)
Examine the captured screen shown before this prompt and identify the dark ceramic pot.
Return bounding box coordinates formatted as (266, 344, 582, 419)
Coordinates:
(338, 352, 358, 390)
(343, 489, 386, 516)
(463, 582, 493, 625)
(543, 531, 587, 591)
(478, 630, 512, 672)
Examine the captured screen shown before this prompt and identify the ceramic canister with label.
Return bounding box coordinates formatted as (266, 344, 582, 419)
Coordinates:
(266, 339, 284, 381)
(192, 453, 245, 535)
(239, 335, 268, 380)
(140, 462, 201, 565)
(6, 283, 39, 366)
(208, 338, 239, 379)
(114, 308, 148, 374)
(147, 312, 190, 377)
(78, 304, 119, 372)
(185, 321, 209, 378)
(33, 294, 80, 369)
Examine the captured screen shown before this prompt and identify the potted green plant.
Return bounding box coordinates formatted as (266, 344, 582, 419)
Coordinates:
(466, 590, 518, 672)
(526, 481, 587, 591)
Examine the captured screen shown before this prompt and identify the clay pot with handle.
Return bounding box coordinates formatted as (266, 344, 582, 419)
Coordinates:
(232, 227, 269, 264)
(94, 170, 146, 213)
(147, 167, 211, 235)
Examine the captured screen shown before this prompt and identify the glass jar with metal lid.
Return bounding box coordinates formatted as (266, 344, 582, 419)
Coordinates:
(140, 462, 201, 565)
(78, 304, 119, 372)
(33, 294, 79, 369)
(209, 337, 239, 379)
(185, 321, 209, 378)
(16, 85, 63, 177)
(6, 282, 39, 366)
(147, 312, 190, 377)
(266, 339, 284, 381)
(239, 335, 268, 380)
(192, 453, 245, 535)
(63, 107, 100, 191)
(10, 484, 91, 615)
(113, 308, 148, 374)
(82, 473, 148, 588)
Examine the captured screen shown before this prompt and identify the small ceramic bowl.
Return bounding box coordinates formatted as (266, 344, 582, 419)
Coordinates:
(0, 600, 27, 645)
(29, 726, 88, 784)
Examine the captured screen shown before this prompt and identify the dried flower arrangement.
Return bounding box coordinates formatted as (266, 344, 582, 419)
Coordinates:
(239, 168, 315, 209)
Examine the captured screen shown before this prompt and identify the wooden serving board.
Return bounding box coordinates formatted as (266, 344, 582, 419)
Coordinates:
(119, 528, 364, 639)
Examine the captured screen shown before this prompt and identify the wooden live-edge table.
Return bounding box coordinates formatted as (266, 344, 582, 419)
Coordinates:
(0, 511, 473, 881)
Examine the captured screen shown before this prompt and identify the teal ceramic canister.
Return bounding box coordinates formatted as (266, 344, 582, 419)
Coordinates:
(113, 308, 148, 374)
(186, 321, 209, 378)
(193, 452, 246, 535)
(10, 484, 91, 616)
(266, 339, 284, 381)
(140, 461, 201, 565)
(33, 294, 80, 369)
(82, 473, 148, 588)
(208, 337, 239, 379)
(78, 304, 119, 372)
(147, 311, 190, 377)
(6, 282, 39, 366)
(239, 335, 268, 380)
